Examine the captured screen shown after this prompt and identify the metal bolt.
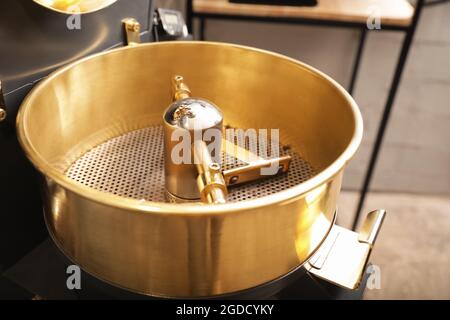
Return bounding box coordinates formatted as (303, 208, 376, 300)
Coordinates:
(209, 163, 221, 173)
(229, 176, 239, 185)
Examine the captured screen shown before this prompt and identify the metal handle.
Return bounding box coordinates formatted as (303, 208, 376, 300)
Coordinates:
(306, 209, 386, 290)
(193, 140, 228, 204)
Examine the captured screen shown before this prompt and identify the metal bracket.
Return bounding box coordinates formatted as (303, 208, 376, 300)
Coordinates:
(221, 139, 292, 187)
(306, 210, 386, 290)
(122, 18, 141, 46)
(223, 156, 291, 186)
(0, 81, 7, 122)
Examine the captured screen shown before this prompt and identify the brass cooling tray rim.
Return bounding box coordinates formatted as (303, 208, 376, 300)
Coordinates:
(16, 41, 363, 216)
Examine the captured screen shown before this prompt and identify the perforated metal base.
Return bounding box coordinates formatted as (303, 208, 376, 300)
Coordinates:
(65, 125, 315, 203)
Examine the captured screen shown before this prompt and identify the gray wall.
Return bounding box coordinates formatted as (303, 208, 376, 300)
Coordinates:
(157, 0, 450, 195)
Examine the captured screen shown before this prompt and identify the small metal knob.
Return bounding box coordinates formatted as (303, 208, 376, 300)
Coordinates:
(165, 98, 223, 131)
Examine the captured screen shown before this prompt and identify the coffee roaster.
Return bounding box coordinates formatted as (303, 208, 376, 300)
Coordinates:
(1, 0, 385, 299)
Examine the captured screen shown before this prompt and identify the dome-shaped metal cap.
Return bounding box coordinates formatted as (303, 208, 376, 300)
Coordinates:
(164, 98, 223, 131)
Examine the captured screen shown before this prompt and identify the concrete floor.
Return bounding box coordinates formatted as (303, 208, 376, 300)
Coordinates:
(337, 191, 450, 300)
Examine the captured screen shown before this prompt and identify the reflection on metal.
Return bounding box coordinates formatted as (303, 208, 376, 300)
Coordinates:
(172, 75, 192, 101)
(1, 25, 109, 83)
(164, 75, 226, 202)
(221, 139, 292, 187)
(122, 18, 141, 46)
(0, 81, 6, 122)
(194, 140, 228, 204)
(306, 210, 386, 289)
(223, 156, 291, 187)
(34, 0, 117, 14)
(164, 75, 292, 203)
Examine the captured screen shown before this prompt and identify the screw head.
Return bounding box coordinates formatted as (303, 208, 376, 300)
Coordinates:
(229, 176, 239, 185)
(209, 163, 221, 173)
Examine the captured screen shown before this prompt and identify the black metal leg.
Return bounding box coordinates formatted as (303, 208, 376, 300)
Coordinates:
(186, 0, 193, 34)
(200, 17, 206, 41)
(352, 0, 425, 230)
(348, 28, 367, 95)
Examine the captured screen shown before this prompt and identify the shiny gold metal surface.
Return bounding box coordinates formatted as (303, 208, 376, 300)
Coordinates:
(194, 140, 228, 204)
(306, 210, 386, 289)
(17, 42, 365, 297)
(33, 0, 117, 14)
(122, 18, 141, 46)
(358, 209, 386, 246)
(164, 75, 225, 201)
(222, 155, 291, 187)
(166, 75, 291, 204)
(172, 75, 192, 101)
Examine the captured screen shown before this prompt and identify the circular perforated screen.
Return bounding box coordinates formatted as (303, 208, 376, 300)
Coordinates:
(65, 125, 315, 203)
